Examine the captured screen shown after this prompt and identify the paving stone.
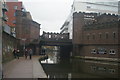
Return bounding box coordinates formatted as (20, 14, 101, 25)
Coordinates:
(3, 56, 47, 78)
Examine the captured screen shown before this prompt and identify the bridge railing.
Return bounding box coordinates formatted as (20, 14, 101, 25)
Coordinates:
(40, 32, 70, 41)
(40, 37, 72, 42)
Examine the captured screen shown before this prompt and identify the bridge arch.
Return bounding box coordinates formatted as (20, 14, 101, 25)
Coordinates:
(39, 31, 73, 59)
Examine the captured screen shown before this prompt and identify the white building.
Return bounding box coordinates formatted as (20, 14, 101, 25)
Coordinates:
(60, 0, 118, 39)
(72, 0, 118, 14)
(60, 13, 73, 39)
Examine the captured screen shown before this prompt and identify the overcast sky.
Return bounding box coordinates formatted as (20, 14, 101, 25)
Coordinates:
(17, 0, 119, 35)
(18, 0, 74, 35)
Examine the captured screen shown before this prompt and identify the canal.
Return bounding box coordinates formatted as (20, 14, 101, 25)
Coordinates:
(40, 51, 120, 78)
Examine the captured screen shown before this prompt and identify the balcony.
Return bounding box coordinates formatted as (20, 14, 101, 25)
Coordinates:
(2, 3, 8, 12)
(2, 14, 8, 22)
(13, 20, 16, 24)
(3, 24, 11, 34)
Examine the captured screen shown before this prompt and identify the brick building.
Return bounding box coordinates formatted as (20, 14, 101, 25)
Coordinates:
(15, 10, 40, 45)
(15, 10, 40, 55)
(1, 0, 20, 62)
(60, 0, 118, 39)
(5, 1, 41, 55)
(6, 1, 23, 27)
(73, 12, 119, 61)
(6, 1, 25, 36)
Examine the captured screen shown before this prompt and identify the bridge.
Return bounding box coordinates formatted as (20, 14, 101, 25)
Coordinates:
(40, 31, 72, 46)
(39, 32, 72, 59)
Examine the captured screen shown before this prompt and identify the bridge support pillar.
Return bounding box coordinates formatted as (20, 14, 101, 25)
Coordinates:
(60, 45, 72, 60)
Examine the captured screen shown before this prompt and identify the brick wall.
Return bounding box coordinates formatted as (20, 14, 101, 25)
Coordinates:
(30, 21, 40, 42)
(2, 31, 19, 62)
(15, 10, 40, 45)
(73, 12, 119, 59)
(6, 2, 22, 27)
(73, 12, 84, 44)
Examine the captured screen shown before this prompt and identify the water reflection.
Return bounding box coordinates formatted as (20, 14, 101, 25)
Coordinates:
(41, 51, 59, 64)
(40, 51, 120, 78)
(72, 59, 119, 78)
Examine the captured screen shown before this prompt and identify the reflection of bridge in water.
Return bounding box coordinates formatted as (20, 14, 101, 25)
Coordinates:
(40, 31, 72, 59)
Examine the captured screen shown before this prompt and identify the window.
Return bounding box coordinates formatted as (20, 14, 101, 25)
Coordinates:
(104, 50, 107, 54)
(113, 32, 116, 39)
(87, 6, 91, 8)
(91, 49, 97, 54)
(22, 12, 26, 16)
(13, 20, 16, 24)
(99, 33, 102, 39)
(45, 34, 48, 38)
(91, 66, 97, 71)
(105, 33, 108, 39)
(61, 36, 64, 39)
(98, 48, 106, 54)
(55, 35, 57, 38)
(24, 27, 29, 34)
(14, 12, 16, 16)
(74, 7, 75, 10)
(49, 35, 51, 38)
(87, 34, 90, 40)
(109, 49, 116, 54)
(98, 67, 106, 71)
(93, 34, 95, 39)
(108, 69, 115, 73)
(14, 6, 18, 10)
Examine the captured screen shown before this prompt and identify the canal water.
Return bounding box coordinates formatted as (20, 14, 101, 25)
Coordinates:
(40, 51, 120, 78)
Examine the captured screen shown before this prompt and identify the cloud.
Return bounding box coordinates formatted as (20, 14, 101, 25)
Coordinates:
(19, 0, 74, 35)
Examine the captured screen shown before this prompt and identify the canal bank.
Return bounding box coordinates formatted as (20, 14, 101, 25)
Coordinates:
(74, 56, 120, 62)
(3, 56, 47, 78)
